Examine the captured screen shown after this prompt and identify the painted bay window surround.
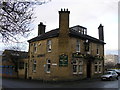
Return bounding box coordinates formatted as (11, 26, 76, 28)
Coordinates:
(73, 59, 83, 74)
(47, 40, 52, 52)
(94, 61, 102, 73)
(78, 60, 83, 74)
(73, 60, 77, 74)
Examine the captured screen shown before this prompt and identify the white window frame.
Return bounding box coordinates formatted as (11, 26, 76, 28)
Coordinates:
(94, 61, 102, 73)
(33, 43, 37, 53)
(73, 59, 83, 74)
(33, 60, 36, 73)
(76, 40, 80, 52)
(73, 64, 77, 74)
(47, 40, 52, 52)
(46, 60, 51, 73)
(78, 60, 83, 74)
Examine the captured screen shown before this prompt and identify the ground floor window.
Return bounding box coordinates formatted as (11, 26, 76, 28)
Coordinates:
(73, 58, 83, 74)
(78, 65, 82, 74)
(19, 62, 24, 69)
(73, 65, 77, 74)
(46, 59, 51, 73)
(94, 61, 102, 73)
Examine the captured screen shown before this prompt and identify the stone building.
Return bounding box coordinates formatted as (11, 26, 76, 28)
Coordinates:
(2, 50, 28, 78)
(27, 9, 105, 81)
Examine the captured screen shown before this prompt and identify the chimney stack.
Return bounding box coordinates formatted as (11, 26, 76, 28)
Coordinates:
(59, 8, 70, 36)
(98, 24, 104, 41)
(38, 22, 46, 36)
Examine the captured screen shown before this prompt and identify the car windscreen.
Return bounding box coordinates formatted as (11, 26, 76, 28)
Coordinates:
(104, 72, 111, 74)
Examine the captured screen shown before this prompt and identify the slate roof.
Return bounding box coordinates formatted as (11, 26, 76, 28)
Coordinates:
(28, 25, 105, 44)
(28, 29, 59, 43)
(2, 50, 28, 60)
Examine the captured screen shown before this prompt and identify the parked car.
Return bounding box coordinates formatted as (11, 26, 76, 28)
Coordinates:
(101, 71, 118, 81)
(107, 69, 120, 76)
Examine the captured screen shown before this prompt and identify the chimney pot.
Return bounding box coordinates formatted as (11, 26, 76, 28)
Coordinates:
(40, 22, 43, 25)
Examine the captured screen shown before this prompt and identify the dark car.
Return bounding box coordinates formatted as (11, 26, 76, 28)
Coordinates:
(107, 69, 120, 76)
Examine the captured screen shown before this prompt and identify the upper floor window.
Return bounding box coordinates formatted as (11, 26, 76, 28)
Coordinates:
(47, 40, 52, 52)
(33, 43, 37, 53)
(76, 40, 80, 52)
(97, 45, 99, 55)
(84, 39, 89, 52)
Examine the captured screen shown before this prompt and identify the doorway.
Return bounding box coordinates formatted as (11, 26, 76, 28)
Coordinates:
(25, 63, 27, 79)
(87, 60, 91, 78)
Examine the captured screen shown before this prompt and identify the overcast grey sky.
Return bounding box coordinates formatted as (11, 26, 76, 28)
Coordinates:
(0, 0, 118, 55)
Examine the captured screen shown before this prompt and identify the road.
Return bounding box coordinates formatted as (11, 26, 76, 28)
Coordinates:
(1, 77, 119, 88)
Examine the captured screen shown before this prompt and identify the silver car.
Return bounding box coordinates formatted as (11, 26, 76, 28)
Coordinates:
(101, 71, 118, 80)
(107, 69, 120, 76)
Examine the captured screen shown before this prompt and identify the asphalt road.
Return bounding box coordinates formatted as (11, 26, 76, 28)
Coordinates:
(1, 77, 119, 88)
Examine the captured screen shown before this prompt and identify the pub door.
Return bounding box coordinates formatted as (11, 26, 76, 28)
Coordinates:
(25, 63, 28, 79)
(87, 60, 91, 78)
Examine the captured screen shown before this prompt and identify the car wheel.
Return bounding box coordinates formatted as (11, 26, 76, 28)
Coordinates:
(109, 77, 113, 81)
(101, 78, 103, 81)
(116, 77, 118, 80)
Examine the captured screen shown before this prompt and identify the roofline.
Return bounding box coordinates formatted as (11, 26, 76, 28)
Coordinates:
(70, 25, 87, 29)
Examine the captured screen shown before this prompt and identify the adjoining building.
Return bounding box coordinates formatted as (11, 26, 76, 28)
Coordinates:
(27, 9, 105, 81)
(2, 49, 28, 78)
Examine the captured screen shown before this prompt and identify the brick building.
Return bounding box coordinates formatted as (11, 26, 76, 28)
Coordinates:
(27, 9, 105, 81)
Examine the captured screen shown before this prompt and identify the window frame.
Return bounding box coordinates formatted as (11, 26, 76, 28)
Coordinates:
(94, 61, 102, 73)
(46, 59, 51, 73)
(97, 44, 100, 55)
(47, 40, 52, 52)
(33, 60, 36, 73)
(76, 39, 81, 52)
(19, 62, 24, 69)
(33, 43, 37, 53)
(73, 59, 83, 74)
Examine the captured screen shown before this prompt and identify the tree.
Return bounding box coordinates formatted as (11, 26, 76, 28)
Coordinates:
(0, 0, 51, 42)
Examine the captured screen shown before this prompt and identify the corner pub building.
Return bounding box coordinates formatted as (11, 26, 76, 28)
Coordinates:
(27, 9, 105, 81)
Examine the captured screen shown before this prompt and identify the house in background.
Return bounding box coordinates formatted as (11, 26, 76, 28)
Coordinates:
(18, 57, 28, 79)
(2, 50, 28, 78)
(27, 9, 105, 81)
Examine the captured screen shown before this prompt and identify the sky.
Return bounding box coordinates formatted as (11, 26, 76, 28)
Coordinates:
(0, 0, 119, 55)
